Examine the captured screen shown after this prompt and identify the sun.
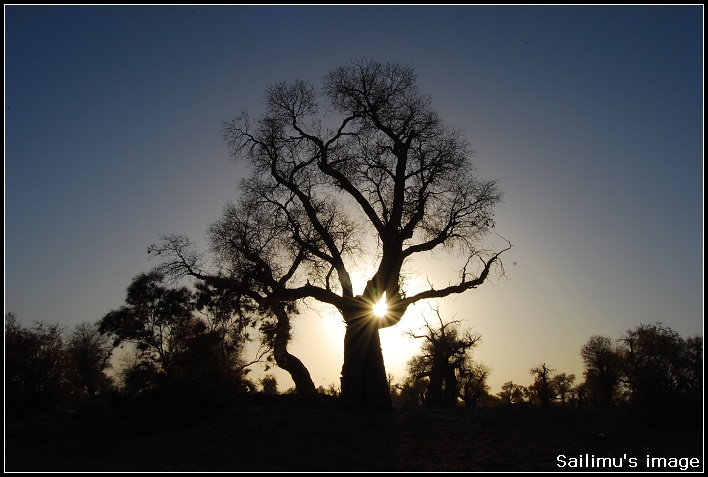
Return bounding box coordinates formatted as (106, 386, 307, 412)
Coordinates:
(373, 294, 388, 318)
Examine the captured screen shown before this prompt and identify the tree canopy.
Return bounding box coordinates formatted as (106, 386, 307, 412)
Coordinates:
(149, 59, 510, 410)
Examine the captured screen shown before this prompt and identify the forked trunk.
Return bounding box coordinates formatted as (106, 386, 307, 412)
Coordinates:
(339, 313, 392, 411)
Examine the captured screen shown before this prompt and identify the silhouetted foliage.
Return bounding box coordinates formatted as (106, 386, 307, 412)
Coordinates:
(579, 335, 622, 407)
(578, 324, 702, 408)
(148, 58, 510, 410)
(118, 353, 161, 398)
(404, 306, 484, 408)
(65, 322, 115, 401)
(549, 372, 576, 407)
(529, 363, 554, 408)
(260, 374, 279, 394)
(98, 270, 197, 376)
(618, 322, 702, 407)
(574, 384, 588, 408)
(5, 313, 71, 413)
(497, 381, 528, 405)
(315, 383, 342, 398)
(150, 220, 318, 398)
(194, 281, 254, 353)
(392, 373, 428, 408)
(522, 365, 580, 408)
(98, 271, 256, 405)
(459, 359, 493, 408)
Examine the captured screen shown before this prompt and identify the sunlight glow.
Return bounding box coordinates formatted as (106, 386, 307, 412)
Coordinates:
(373, 294, 388, 318)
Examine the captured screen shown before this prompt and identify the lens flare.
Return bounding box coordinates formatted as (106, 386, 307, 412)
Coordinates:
(373, 294, 388, 317)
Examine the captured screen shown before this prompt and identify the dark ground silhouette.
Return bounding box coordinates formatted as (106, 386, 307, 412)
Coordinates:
(5, 395, 704, 472)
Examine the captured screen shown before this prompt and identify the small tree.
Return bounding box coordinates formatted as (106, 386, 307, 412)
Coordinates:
(404, 307, 482, 408)
(98, 270, 198, 378)
(550, 372, 575, 406)
(459, 359, 491, 408)
(529, 363, 554, 408)
(393, 371, 428, 408)
(65, 322, 115, 401)
(5, 313, 71, 413)
(580, 335, 622, 407)
(260, 374, 279, 394)
(497, 381, 527, 405)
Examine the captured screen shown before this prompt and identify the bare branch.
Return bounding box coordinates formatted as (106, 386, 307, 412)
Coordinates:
(401, 240, 512, 307)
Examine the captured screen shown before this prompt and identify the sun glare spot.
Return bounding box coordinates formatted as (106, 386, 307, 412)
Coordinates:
(373, 294, 388, 318)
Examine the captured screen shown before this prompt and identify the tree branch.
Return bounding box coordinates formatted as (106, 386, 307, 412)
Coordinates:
(400, 241, 511, 307)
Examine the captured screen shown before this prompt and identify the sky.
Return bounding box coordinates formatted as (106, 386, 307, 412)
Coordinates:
(5, 5, 703, 395)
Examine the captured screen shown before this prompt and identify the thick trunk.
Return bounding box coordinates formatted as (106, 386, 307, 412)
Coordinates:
(442, 367, 458, 408)
(424, 352, 451, 409)
(539, 382, 550, 408)
(272, 304, 318, 397)
(425, 363, 445, 409)
(339, 312, 392, 411)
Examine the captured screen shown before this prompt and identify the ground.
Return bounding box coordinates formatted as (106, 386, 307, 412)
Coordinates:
(4, 395, 704, 472)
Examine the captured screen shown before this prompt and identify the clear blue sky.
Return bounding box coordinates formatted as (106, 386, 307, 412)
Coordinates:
(5, 5, 703, 394)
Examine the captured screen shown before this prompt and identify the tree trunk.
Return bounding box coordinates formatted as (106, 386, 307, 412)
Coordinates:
(425, 362, 444, 409)
(339, 313, 392, 411)
(539, 382, 550, 408)
(271, 304, 318, 398)
(273, 347, 318, 398)
(443, 367, 458, 408)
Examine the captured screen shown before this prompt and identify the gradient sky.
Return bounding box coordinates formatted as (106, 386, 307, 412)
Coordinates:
(5, 5, 703, 395)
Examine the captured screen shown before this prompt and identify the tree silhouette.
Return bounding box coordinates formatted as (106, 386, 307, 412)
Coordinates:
(619, 322, 702, 407)
(404, 306, 482, 408)
(5, 313, 71, 413)
(549, 372, 575, 406)
(260, 374, 279, 394)
(65, 322, 114, 401)
(191, 281, 273, 398)
(579, 335, 622, 407)
(391, 373, 427, 408)
(151, 223, 319, 398)
(98, 270, 199, 377)
(529, 363, 554, 408)
(497, 381, 527, 405)
(459, 359, 492, 408)
(98, 270, 258, 401)
(149, 59, 509, 410)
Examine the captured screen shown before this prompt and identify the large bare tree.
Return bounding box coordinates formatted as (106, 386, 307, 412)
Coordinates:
(151, 59, 509, 410)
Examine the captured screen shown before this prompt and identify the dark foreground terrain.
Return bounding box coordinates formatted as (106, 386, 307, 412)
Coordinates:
(5, 396, 704, 472)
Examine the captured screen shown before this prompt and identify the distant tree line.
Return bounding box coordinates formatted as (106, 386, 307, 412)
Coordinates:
(5, 271, 262, 415)
(391, 319, 701, 410)
(5, 312, 115, 413)
(579, 323, 702, 408)
(5, 281, 702, 415)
